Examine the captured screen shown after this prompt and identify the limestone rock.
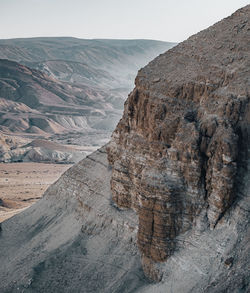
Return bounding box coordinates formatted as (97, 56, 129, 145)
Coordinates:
(0, 6, 249, 293)
(107, 4, 250, 269)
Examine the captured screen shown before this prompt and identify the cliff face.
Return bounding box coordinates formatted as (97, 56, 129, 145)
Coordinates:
(107, 5, 250, 267)
(0, 6, 249, 293)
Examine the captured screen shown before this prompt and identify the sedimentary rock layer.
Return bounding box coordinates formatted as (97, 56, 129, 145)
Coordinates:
(0, 6, 249, 293)
(107, 5, 250, 264)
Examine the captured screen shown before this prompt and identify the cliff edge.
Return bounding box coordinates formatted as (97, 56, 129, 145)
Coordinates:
(0, 5, 249, 293)
(107, 4, 250, 284)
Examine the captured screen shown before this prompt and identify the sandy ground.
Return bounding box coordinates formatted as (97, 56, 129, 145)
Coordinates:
(0, 162, 72, 222)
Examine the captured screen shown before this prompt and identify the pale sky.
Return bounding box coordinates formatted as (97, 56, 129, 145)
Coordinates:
(0, 0, 249, 42)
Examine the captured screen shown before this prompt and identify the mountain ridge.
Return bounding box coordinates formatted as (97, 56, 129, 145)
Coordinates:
(0, 39, 175, 163)
(0, 6, 249, 293)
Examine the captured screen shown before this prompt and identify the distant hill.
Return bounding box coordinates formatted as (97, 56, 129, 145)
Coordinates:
(0, 38, 176, 89)
(0, 58, 123, 148)
(0, 6, 249, 293)
(0, 38, 176, 163)
(0, 38, 175, 66)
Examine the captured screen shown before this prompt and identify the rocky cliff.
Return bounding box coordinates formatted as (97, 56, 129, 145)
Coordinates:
(0, 6, 249, 293)
(107, 4, 250, 274)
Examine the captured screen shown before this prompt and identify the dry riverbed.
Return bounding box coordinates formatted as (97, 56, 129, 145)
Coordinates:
(0, 162, 72, 222)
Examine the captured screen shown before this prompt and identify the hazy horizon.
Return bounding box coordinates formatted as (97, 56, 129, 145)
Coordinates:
(0, 36, 174, 43)
(1, 0, 249, 42)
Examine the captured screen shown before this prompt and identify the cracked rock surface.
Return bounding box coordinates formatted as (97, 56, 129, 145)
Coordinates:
(0, 5, 249, 293)
(107, 4, 250, 282)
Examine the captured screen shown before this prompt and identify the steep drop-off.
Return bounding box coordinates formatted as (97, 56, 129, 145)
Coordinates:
(0, 6, 249, 293)
(107, 4, 250, 273)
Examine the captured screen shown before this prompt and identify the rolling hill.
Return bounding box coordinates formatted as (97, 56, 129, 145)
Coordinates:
(0, 38, 176, 163)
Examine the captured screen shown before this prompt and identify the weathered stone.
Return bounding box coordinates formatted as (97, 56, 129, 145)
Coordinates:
(107, 4, 250, 273)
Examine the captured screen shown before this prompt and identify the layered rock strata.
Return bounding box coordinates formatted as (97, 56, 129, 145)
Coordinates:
(0, 6, 249, 293)
(107, 5, 250, 265)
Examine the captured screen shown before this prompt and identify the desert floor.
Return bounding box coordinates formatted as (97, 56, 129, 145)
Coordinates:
(0, 162, 72, 222)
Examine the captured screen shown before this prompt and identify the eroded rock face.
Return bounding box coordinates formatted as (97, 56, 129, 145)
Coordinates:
(107, 5, 250, 267)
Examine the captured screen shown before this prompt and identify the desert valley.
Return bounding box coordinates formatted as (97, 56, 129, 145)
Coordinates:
(0, 3, 249, 293)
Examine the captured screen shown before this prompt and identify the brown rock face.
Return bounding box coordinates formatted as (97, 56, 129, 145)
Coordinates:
(107, 5, 250, 268)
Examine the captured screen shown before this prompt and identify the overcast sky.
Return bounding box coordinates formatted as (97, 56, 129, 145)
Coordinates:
(0, 0, 249, 42)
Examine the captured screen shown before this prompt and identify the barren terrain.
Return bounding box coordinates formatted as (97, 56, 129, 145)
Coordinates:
(0, 39, 175, 222)
(0, 162, 72, 222)
(0, 6, 249, 292)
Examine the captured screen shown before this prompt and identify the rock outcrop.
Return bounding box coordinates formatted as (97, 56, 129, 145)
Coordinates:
(107, 4, 250, 269)
(0, 6, 249, 293)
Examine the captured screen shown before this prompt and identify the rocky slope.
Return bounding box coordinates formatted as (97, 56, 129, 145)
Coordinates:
(107, 4, 250, 283)
(0, 5, 249, 293)
(0, 147, 149, 292)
